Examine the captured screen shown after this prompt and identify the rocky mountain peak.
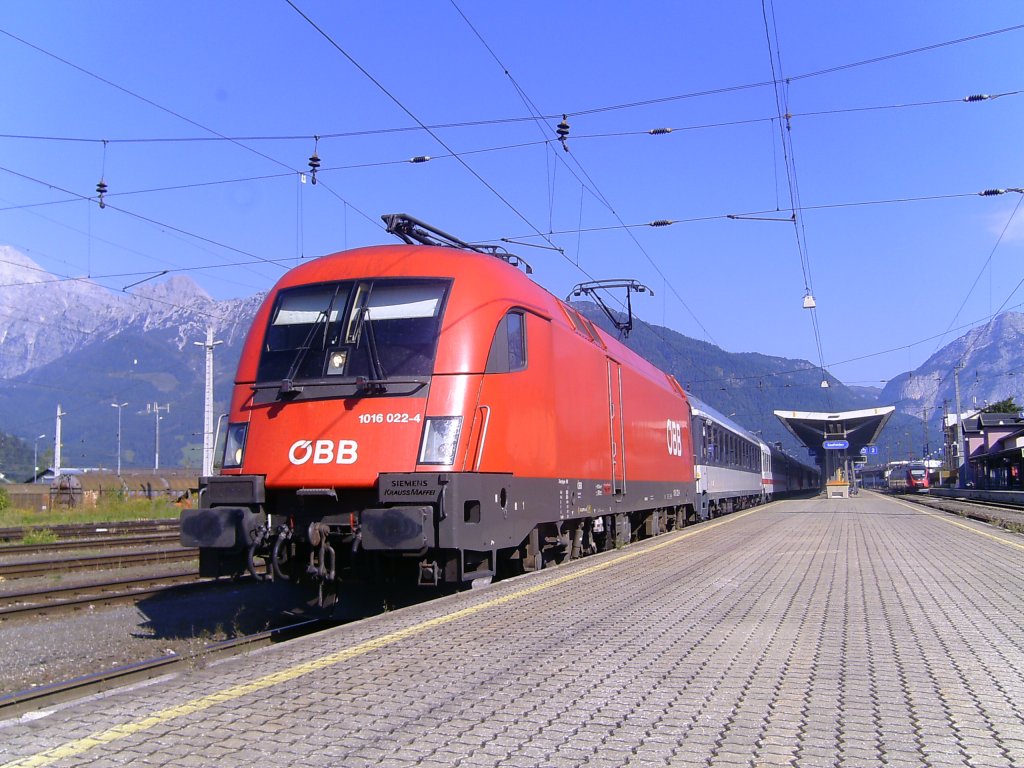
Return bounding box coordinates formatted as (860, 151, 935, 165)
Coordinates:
(131, 274, 212, 307)
(0, 245, 257, 380)
(879, 311, 1024, 418)
(0, 245, 48, 285)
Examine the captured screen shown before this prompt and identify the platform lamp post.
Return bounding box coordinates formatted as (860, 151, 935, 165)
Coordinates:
(193, 328, 222, 478)
(111, 402, 128, 476)
(33, 433, 45, 483)
(144, 402, 170, 473)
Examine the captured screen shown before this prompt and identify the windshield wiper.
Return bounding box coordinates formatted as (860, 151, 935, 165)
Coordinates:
(279, 312, 325, 396)
(356, 308, 388, 392)
(279, 288, 341, 397)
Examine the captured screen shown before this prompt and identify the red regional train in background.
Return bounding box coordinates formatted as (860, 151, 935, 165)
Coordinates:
(182, 216, 817, 600)
(886, 462, 931, 492)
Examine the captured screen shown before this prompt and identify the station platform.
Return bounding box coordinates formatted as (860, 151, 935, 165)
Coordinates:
(2, 493, 1023, 768)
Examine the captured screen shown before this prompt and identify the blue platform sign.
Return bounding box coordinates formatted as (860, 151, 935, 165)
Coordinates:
(823, 439, 849, 450)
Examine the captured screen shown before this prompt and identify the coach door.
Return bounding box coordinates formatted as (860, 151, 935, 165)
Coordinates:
(607, 359, 626, 498)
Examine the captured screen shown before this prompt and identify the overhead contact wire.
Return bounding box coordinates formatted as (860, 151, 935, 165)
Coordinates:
(449, 0, 717, 347)
(284, 0, 560, 252)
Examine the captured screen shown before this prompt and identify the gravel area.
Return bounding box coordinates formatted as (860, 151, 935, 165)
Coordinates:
(900, 490, 1024, 530)
(0, 577, 322, 697)
(0, 560, 439, 699)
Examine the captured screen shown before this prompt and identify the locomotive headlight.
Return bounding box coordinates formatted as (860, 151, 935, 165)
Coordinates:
(418, 416, 462, 465)
(222, 422, 248, 469)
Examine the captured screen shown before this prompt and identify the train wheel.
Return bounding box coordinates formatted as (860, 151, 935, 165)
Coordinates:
(595, 516, 614, 552)
(497, 545, 527, 579)
(539, 522, 569, 567)
(614, 513, 631, 547)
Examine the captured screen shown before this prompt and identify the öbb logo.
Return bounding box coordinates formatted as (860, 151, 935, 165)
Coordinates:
(288, 439, 359, 465)
(666, 419, 684, 457)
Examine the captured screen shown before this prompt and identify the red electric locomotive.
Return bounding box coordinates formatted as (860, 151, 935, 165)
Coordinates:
(182, 216, 697, 597)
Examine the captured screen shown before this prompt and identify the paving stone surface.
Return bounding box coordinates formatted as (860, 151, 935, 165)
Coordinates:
(2, 493, 1023, 767)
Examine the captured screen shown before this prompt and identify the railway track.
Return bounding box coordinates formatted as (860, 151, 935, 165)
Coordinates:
(0, 532, 181, 557)
(0, 617, 331, 719)
(0, 548, 198, 579)
(0, 518, 179, 543)
(893, 491, 1024, 531)
(0, 571, 204, 619)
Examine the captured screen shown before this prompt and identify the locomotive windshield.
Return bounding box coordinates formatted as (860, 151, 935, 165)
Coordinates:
(256, 278, 450, 384)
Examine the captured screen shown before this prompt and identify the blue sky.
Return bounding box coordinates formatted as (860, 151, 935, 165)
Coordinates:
(1, 1, 1022, 387)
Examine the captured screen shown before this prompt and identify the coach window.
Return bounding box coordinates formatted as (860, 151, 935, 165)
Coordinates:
(486, 310, 528, 373)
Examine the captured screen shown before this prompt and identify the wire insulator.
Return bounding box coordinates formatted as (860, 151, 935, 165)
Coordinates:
(963, 94, 991, 102)
(556, 115, 570, 152)
(409, 155, 431, 163)
(649, 127, 673, 135)
(308, 135, 321, 185)
(979, 189, 1006, 196)
(308, 152, 320, 185)
(96, 178, 108, 209)
(649, 219, 673, 227)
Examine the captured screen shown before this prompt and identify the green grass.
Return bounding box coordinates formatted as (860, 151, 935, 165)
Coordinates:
(20, 527, 59, 545)
(0, 497, 180, 529)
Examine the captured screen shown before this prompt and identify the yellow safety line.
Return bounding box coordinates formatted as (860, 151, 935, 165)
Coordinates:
(2, 507, 762, 768)
(891, 496, 1024, 552)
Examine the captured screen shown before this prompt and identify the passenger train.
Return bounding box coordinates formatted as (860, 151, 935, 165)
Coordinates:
(887, 463, 930, 492)
(181, 216, 818, 599)
(690, 397, 818, 518)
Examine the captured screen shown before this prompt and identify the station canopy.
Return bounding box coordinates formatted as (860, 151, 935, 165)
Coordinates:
(773, 406, 895, 465)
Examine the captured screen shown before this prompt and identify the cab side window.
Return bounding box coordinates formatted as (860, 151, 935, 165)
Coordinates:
(486, 310, 528, 373)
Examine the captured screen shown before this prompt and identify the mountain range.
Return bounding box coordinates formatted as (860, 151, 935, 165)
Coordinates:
(0, 245, 260, 479)
(0, 245, 1016, 480)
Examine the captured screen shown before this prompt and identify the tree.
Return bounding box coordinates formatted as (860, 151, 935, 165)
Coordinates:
(982, 398, 1021, 414)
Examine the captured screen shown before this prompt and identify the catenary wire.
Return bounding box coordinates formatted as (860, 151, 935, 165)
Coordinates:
(449, 0, 719, 346)
(284, 0, 561, 254)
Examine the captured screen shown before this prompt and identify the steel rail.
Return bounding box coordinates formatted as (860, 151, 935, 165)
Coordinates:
(0, 548, 198, 579)
(891, 492, 1024, 530)
(0, 618, 330, 720)
(0, 571, 202, 618)
(0, 532, 180, 556)
(0, 519, 179, 543)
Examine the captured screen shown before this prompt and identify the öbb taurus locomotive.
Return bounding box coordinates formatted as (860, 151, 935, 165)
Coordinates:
(182, 217, 817, 596)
